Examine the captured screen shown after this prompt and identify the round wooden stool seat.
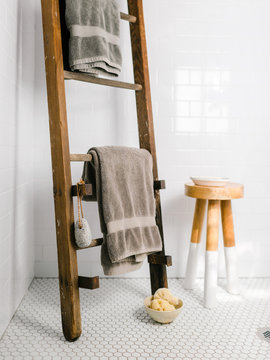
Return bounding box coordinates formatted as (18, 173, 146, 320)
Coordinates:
(185, 182, 244, 200)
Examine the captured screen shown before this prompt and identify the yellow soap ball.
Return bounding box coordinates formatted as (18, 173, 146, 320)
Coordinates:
(153, 288, 179, 306)
(150, 299, 175, 312)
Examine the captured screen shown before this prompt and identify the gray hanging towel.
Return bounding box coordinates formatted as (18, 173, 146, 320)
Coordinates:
(65, 0, 122, 77)
(82, 146, 162, 275)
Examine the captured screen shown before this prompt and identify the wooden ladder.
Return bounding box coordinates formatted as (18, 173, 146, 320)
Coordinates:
(41, 0, 172, 342)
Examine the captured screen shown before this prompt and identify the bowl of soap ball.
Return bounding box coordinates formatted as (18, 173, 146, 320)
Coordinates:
(144, 288, 183, 324)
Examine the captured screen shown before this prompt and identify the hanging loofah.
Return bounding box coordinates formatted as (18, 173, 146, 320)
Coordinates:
(75, 218, 92, 248)
(74, 179, 92, 248)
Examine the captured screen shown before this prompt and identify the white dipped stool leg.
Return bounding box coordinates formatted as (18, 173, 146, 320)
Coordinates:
(184, 242, 201, 289)
(204, 250, 218, 308)
(224, 246, 239, 294)
(221, 200, 240, 295)
(204, 200, 220, 309)
(184, 199, 206, 290)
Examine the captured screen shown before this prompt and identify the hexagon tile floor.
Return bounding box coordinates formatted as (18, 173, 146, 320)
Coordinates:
(1, 278, 270, 360)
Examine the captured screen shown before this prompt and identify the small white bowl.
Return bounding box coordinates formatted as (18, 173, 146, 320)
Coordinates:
(190, 176, 229, 187)
(144, 296, 183, 324)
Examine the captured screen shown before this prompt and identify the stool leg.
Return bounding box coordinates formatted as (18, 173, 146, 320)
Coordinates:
(221, 200, 240, 295)
(204, 200, 220, 308)
(184, 199, 206, 290)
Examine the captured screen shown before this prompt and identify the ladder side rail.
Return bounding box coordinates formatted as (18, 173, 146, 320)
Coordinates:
(127, 0, 168, 294)
(41, 0, 81, 341)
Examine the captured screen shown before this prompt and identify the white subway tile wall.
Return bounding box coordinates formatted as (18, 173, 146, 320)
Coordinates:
(34, 0, 270, 278)
(0, 1, 35, 338)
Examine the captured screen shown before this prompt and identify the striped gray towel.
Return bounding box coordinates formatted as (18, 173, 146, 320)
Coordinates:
(65, 0, 122, 77)
(82, 147, 162, 276)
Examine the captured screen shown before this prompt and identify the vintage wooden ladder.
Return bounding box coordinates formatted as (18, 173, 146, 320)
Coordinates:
(41, 0, 172, 341)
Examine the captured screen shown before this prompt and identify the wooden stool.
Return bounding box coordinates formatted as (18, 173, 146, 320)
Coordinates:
(183, 182, 244, 308)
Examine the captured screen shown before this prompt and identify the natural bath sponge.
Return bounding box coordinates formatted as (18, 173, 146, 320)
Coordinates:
(154, 288, 179, 306)
(150, 299, 175, 312)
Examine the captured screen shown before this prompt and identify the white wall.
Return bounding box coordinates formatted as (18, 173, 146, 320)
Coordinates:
(0, 0, 35, 338)
(34, 0, 270, 279)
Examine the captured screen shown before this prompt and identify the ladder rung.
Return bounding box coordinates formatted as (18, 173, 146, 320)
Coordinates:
(75, 237, 103, 250)
(154, 180, 166, 190)
(71, 180, 165, 197)
(148, 254, 172, 267)
(120, 12, 136, 23)
(71, 183, 93, 197)
(70, 154, 92, 162)
(78, 276, 99, 289)
(64, 71, 142, 91)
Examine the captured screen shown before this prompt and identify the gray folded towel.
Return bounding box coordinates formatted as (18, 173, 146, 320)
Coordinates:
(65, 0, 122, 77)
(82, 146, 162, 275)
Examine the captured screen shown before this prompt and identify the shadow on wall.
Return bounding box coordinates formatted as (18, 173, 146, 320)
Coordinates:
(11, 0, 35, 308)
(0, 0, 35, 338)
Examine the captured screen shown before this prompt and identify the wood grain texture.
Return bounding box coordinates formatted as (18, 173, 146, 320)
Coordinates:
(221, 200, 235, 247)
(185, 182, 244, 200)
(206, 200, 220, 251)
(70, 154, 93, 162)
(128, 0, 168, 294)
(64, 71, 142, 91)
(41, 0, 81, 342)
(78, 276, 99, 289)
(190, 199, 206, 244)
(148, 255, 172, 267)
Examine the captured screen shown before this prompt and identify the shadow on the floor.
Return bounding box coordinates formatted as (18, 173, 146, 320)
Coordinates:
(132, 306, 172, 327)
(15, 313, 64, 341)
(100, 278, 148, 299)
(180, 285, 205, 307)
(117, 278, 149, 298)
